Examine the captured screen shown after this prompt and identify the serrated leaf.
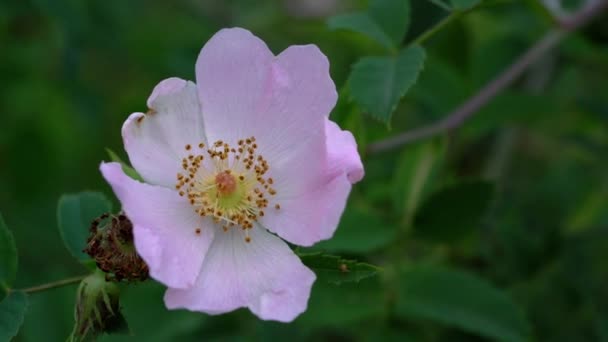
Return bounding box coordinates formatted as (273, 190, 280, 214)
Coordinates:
(328, 0, 410, 50)
(396, 266, 531, 342)
(57, 192, 112, 263)
(413, 181, 494, 242)
(348, 45, 426, 124)
(106, 148, 143, 181)
(450, 0, 481, 10)
(298, 253, 381, 284)
(0, 291, 28, 341)
(0, 213, 17, 301)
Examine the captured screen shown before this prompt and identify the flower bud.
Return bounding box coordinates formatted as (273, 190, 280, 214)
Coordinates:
(84, 212, 148, 282)
(69, 270, 128, 341)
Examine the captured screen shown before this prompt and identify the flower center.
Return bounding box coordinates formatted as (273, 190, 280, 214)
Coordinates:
(215, 171, 237, 195)
(174, 137, 280, 242)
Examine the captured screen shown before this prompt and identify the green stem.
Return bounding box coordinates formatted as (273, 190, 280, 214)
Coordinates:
(412, 11, 462, 46)
(18, 275, 86, 294)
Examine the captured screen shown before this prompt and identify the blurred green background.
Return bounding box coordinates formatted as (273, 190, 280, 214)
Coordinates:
(2, 0, 608, 341)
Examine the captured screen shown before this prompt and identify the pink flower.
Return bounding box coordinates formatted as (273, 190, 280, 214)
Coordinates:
(101, 28, 363, 322)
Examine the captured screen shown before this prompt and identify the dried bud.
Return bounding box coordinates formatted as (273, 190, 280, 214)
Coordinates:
(69, 270, 128, 341)
(84, 212, 148, 282)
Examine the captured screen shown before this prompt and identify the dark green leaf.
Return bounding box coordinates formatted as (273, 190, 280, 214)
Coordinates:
(396, 266, 531, 342)
(413, 181, 494, 242)
(392, 140, 446, 223)
(106, 148, 143, 181)
(312, 204, 397, 253)
(348, 45, 426, 124)
(0, 213, 17, 301)
(450, 0, 481, 10)
(328, 0, 410, 50)
(298, 253, 381, 284)
(57, 192, 112, 262)
(368, 0, 411, 46)
(427, 0, 452, 11)
(0, 291, 28, 341)
(328, 13, 394, 50)
(297, 277, 385, 328)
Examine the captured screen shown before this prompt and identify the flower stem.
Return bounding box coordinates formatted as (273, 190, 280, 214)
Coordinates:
(412, 11, 461, 46)
(19, 275, 86, 294)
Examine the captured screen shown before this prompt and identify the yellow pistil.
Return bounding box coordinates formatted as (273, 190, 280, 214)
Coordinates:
(174, 137, 279, 242)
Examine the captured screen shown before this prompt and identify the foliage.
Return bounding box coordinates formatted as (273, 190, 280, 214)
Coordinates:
(57, 192, 113, 264)
(0, 213, 18, 301)
(2, 0, 608, 341)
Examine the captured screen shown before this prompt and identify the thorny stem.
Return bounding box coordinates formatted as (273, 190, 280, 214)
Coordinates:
(366, 0, 608, 155)
(18, 275, 86, 294)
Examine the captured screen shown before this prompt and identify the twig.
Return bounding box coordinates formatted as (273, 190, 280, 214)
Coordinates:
(412, 11, 461, 46)
(18, 275, 85, 294)
(366, 0, 608, 155)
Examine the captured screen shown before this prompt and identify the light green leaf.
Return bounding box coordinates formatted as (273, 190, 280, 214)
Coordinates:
(106, 148, 143, 181)
(298, 253, 381, 284)
(57, 192, 112, 263)
(0, 291, 28, 341)
(0, 213, 17, 301)
(396, 266, 531, 342)
(413, 181, 494, 242)
(328, 0, 410, 50)
(450, 0, 481, 10)
(348, 45, 426, 124)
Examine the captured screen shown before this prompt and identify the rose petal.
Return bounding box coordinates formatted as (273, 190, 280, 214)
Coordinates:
(195, 28, 337, 196)
(100, 162, 214, 289)
(260, 118, 364, 246)
(164, 225, 315, 322)
(123, 78, 206, 187)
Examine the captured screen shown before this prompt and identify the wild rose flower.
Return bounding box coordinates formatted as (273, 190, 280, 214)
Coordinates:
(101, 28, 363, 322)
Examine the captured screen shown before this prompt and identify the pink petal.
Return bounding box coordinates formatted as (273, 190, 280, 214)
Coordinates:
(260, 119, 364, 246)
(195, 28, 337, 196)
(123, 78, 205, 187)
(100, 162, 214, 289)
(325, 119, 364, 183)
(164, 226, 316, 322)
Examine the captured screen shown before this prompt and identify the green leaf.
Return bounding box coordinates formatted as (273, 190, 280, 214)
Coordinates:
(0, 213, 17, 301)
(298, 253, 381, 284)
(106, 148, 143, 181)
(0, 291, 28, 341)
(450, 0, 481, 10)
(413, 181, 494, 242)
(368, 0, 411, 46)
(57, 192, 112, 263)
(297, 277, 385, 328)
(396, 266, 531, 342)
(392, 140, 446, 223)
(427, 0, 452, 11)
(312, 203, 397, 253)
(348, 45, 426, 124)
(328, 13, 394, 51)
(328, 0, 410, 50)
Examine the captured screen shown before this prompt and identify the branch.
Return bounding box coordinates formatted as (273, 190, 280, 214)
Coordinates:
(18, 275, 85, 294)
(366, 0, 608, 155)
